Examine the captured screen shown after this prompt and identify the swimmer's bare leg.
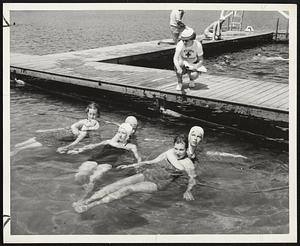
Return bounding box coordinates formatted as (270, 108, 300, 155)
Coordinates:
(83, 164, 112, 196)
(12, 138, 43, 156)
(75, 161, 98, 185)
(74, 173, 145, 210)
(73, 181, 157, 213)
(15, 137, 39, 148)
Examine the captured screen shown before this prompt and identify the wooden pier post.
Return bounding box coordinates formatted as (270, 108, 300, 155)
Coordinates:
(274, 18, 279, 41)
(240, 11, 245, 31)
(227, 16, 230, 31)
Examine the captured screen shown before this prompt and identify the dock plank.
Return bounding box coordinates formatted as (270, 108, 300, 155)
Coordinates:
(204, 78, 262, 99)
(221, 81, 281, 101)
(190, 77, 258, 98)
(255, 87, 288, 105)
(263, 93, 288, 109)
(229, 82, 281, 101)
(274, 98, 289, 109)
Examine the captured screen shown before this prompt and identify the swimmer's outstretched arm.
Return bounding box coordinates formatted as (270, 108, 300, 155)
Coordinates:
(118, 152, 167, 169)
(102, 119, 120, 126)
(206, 151, 247, 159)
(57, 131, 88, 153)
(67, 140, 109, 154)
(35, 127, 67, 133)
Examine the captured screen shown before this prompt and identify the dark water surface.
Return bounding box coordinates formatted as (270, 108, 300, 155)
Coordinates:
(9, 11, 289, 235)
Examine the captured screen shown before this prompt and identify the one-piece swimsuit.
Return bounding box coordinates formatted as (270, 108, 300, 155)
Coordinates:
(142, 158, 184, 190)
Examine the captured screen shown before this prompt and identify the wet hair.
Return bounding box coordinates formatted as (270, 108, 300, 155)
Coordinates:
(190, 32, 196, 40)
(173, 134, 188, 149)
(85, 102, 100, 117)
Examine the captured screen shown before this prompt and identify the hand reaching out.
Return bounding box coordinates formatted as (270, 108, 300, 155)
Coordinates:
(57, 146, 69, 153)
(117, 163, 142, 170)
(117, 164, 135, 170)
(67, 148, 82, 154)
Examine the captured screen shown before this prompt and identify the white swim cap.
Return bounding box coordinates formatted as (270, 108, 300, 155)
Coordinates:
(125, 116, 138, 126)
(180, 27, 196, 40)
(188, 126, 204, 141)
(118, 123, 133, 141)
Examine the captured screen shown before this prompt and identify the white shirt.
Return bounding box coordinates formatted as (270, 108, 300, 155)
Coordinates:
(170, 10, 183, 27)
(177, 40, 204, 63)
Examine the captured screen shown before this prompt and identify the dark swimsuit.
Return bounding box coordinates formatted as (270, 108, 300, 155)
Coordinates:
(142, 158, 184, 190)
(88, 144, 131, 168)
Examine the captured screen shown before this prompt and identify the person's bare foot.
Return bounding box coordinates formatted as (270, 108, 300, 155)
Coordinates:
(72, 201, 89, 213)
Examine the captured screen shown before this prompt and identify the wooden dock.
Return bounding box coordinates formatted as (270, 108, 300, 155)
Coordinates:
(10, 30, 288, 126)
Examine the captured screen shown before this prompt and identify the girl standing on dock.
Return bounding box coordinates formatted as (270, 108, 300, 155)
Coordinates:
(72, 134, 197, 213)
(173, 27, 206, 91)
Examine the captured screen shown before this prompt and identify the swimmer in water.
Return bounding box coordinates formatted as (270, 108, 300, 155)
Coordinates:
(56, 103, 100, 153)
(69, 122, 140, 157)
(71, 122, 141, 194)
(124, 116, 138, 136)
(104, 115, 138, 137)
(73, 134, 196, 213)
(212, 55, 232, 71)
(253, 53, 289, 62)
(13, 102, 100, 155)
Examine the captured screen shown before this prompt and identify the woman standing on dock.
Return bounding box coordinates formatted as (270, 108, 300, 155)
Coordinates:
(169, 9, 186, 44)
(173, 27, 205, 91)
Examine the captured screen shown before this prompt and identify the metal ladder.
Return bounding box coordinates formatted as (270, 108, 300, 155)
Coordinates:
(229, 11, 244, 31)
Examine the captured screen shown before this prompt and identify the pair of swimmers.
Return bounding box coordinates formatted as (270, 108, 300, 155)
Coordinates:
(72, 126, 204, 213)
(13, 102, 139, 156)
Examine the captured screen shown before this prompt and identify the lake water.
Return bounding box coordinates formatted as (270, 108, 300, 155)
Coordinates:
(9, 10, 289, 235)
